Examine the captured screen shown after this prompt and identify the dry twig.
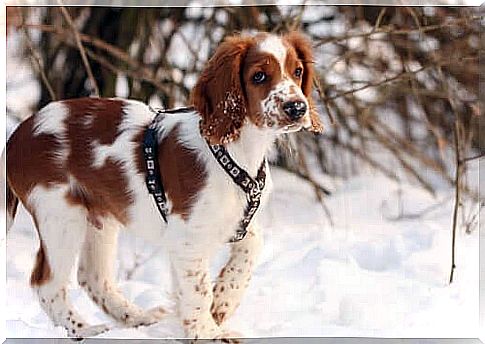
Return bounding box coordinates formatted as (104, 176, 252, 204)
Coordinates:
(449, 120, 463, 284)
(20, 10, 56, 101)
(315, 16, 479, 47)
(58, 5, 100, 97)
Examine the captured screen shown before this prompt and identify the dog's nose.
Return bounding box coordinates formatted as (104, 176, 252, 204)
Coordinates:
(283, 101, 307, 120)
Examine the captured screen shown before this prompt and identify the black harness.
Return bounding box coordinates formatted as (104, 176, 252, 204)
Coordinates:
(142, 107, 267, 242)
(143, 125, 168, 223)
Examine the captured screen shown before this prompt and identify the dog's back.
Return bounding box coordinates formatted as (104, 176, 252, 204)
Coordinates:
(7, 98, 148, 226)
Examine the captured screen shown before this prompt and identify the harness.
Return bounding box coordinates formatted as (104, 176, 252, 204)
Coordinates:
(142, 107, 267, 242)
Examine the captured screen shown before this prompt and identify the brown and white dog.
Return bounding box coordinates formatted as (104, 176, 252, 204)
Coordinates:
(6, 31, 322, 340)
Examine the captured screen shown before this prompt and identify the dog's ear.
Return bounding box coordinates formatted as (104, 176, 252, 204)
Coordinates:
(191, 35, 254, 144)
(284, 31, 324, 133)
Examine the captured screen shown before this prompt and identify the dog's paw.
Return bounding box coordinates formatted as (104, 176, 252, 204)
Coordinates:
(67, 324, 111, 339)
(188, 330, 242, 344)
(123, 306, 167, 328)
(146, 305, 168, 320)
(212, 309, 229, 326)
(213, 330, 243, 343)
(211, 300, 239, 325)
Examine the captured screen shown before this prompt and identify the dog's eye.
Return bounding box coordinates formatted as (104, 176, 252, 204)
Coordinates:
(294, 67, 303, 78)
(252, 71, 267, 84)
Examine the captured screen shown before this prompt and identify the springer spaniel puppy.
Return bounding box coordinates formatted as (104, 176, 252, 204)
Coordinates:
(6, 31, 322, 340)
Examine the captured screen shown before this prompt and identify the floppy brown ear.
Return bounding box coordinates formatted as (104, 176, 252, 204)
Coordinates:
(190, 35, 254, 144)
(284, 31, 324, 133)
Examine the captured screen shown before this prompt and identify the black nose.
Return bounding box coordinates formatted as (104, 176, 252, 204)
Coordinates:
(283, 101, 307, 120)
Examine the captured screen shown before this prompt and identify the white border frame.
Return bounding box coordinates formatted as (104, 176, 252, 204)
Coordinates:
(2, 1, 483, 343)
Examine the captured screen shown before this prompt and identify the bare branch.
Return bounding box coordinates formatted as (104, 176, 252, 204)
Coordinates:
(314, 76, 336, 125)
(58, 5, 100, 97)
(385, 197, 450, 222)
(461, 152, 485, 163)
(20, 10, 57, 101)
(449, 120, 463, 284)
(323, 65, 428, 101)
(373, 8, 387, 32)
(315, 15, 480, 47)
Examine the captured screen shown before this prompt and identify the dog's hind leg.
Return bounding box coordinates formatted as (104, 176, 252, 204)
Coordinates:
(30, 186, 110, 338)
(77, 218, 166, 328)
(211, 225, 263, 325)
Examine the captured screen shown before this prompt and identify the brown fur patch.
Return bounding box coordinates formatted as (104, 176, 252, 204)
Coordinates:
(30, 230, 52, 286)
(159, 124, 207, 219)
(6, 115, 68, 206)
(30, 244, 51, 286)
(63, 98, 133, 225)
(6, 182, 19, 224)
(134, 124, 207, 221)
(191, 35, 255, 144)
(62, 98, 124, 145)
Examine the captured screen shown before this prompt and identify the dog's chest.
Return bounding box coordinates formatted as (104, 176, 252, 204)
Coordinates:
(186, 169, 273, 240)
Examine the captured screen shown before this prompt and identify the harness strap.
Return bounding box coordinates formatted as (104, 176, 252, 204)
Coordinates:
(143, 124, 168, 223)
(142, 106, 266, 242)
(143, 106, 195, 223)
(207, 144, 267, 242)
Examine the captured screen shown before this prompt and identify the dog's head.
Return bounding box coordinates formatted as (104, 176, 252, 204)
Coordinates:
(191, 31, 323, 144)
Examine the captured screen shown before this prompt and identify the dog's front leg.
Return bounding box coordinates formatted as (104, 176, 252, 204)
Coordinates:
(170, 252, 222, 340)
(211, 226, 263, 325)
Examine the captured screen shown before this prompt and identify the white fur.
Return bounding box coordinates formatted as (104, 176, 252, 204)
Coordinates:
(32, 102, 69, 137)
(211, 225, 264, 325)
(261, 79, 311, 129)
(28, 185, 110, 337)
(77, 217, 166, 328)
(227, 122, 275, 177)
(32, 102, 70, 163)
(91, 141, 114, 168)
(258, 35, 287, 69)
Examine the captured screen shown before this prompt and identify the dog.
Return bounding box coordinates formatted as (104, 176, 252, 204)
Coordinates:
(6, 31, 322, 340)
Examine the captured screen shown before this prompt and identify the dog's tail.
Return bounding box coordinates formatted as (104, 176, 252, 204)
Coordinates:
(2, 148, 18, 233)
(6, 180, 19, 233)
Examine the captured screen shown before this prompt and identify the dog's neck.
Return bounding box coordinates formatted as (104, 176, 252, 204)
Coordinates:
(226, 122, 276, 177)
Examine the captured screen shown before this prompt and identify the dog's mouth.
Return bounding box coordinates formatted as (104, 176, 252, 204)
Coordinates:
(279, 113, 313, 133)
(279, 123, 303, 133)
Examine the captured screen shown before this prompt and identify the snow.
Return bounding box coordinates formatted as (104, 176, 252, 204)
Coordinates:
(5, 163, 480, 339)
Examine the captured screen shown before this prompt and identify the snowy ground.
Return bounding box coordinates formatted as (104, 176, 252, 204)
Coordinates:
(5, 162, 480, 340)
